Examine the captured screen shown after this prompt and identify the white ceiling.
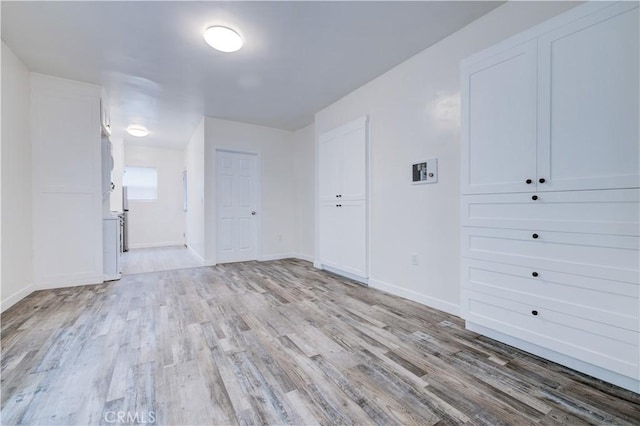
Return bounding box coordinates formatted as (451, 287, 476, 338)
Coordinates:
(2, 1, 502, 149)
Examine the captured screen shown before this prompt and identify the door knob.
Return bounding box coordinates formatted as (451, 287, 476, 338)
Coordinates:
(251, 211, 256, 215)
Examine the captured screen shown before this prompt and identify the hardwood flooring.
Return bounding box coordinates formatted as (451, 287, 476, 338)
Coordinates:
(2, 259, 639, 425)
(121, 245, 202, 275)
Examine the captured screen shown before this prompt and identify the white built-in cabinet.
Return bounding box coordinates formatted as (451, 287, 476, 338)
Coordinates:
(32, 74, 104, 288)
(461, 2, 639, 393)
(462, 3, 639, 195)
(317, 116, 368, 280)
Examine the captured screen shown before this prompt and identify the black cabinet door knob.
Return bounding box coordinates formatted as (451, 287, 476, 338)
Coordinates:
(532, 272, 539, 277)
(532, 233, 539, 239)
(531, 310, 539, 316)
(531, 195, 538, 201)
(526, 179, 532, 184)
(539, 178, 546, 183)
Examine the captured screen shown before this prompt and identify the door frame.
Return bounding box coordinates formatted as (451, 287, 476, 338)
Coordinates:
(214, 148, 262, 264)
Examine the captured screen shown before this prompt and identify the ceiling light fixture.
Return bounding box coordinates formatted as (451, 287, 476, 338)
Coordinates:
(203, 26, 243, 53)
(127, 125, 149, 137)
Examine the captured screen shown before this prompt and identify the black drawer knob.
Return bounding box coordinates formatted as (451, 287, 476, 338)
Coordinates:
(531, 195, 538, 201)
(531, 310, 539, 316)
(526, 179, 532, 184)
(532, 233, 539, 239)
(532, 272, 539, 277)
(539, 178, 546, 184)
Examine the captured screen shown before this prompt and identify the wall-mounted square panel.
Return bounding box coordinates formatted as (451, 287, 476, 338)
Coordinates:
(412, 158, 438, 184)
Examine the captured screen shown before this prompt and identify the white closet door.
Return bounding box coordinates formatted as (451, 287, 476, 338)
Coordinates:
(339, 200, 367, 277)
(461, 40, 538, 194)
(318, 133, 342, 202)
(340, 124, 367, 201)
(537, 4, 639, 191)
(318, 203, 342, 268)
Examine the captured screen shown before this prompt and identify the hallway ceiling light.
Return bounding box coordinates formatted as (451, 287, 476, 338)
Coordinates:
(127, 125, 149, 137)
(203, 26, 243, 53)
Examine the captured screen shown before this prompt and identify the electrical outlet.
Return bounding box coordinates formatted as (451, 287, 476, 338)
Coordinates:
(411, 254, 419, 266)
(278, 234, 283, 242)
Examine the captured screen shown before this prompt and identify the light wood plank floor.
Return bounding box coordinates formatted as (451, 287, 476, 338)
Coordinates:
(2, 259, 639, 425)
(121, 245, 202, 275)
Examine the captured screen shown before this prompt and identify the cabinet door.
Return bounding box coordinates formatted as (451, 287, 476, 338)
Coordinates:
(339, 201, 367, 277)
(537, 4, 639, 191)
(462, 40, 538, 194)
(318, 132, 342, 202)
(318, 203, 342, 268)
(340, 123, 367, 200)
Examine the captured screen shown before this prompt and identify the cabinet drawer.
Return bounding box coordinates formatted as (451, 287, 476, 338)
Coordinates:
(463, 258, 639, 323)
(464, 290, 639, 378)
(462, 258, 638, 330)
(462, 189, 639, 235)
(462, 227, 639, 283)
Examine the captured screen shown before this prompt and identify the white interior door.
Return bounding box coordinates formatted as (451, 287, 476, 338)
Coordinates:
(217, 151, 258, 263)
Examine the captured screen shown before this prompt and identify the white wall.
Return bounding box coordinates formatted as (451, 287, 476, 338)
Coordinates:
(1, 42, 33, 311)
(184, 118, 205, 262)
(292, 123, 315, 261)
(124, 145, 185, 249)
(314, 1, 578, 315)
(203, 117, 296, 263)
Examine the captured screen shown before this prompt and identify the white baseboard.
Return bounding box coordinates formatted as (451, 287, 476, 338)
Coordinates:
(321, 264, 368, 285)
(369, 277, 460, 317)
(260, 253, 315, 263)
(1, 284, 35, 313)
(259, 253, 297, 262)
(186, 245, 205, 265)
(294, 253, 314, 263)
(36, 275, 105, 291)
(103, 273, 122, 282)
(128, 241, 185, 249)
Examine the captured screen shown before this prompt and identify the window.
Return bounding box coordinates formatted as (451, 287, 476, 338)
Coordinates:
(123, 166, 158, 201)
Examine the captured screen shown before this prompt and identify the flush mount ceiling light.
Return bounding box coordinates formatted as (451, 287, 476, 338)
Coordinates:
(203, 26, 243, 53)
(127, 125, 149, 137)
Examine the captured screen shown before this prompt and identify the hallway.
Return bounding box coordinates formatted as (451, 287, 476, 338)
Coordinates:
(121, 246, 202, 275)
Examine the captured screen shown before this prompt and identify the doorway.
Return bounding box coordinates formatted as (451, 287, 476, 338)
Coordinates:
(216, 150, 260, 263)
